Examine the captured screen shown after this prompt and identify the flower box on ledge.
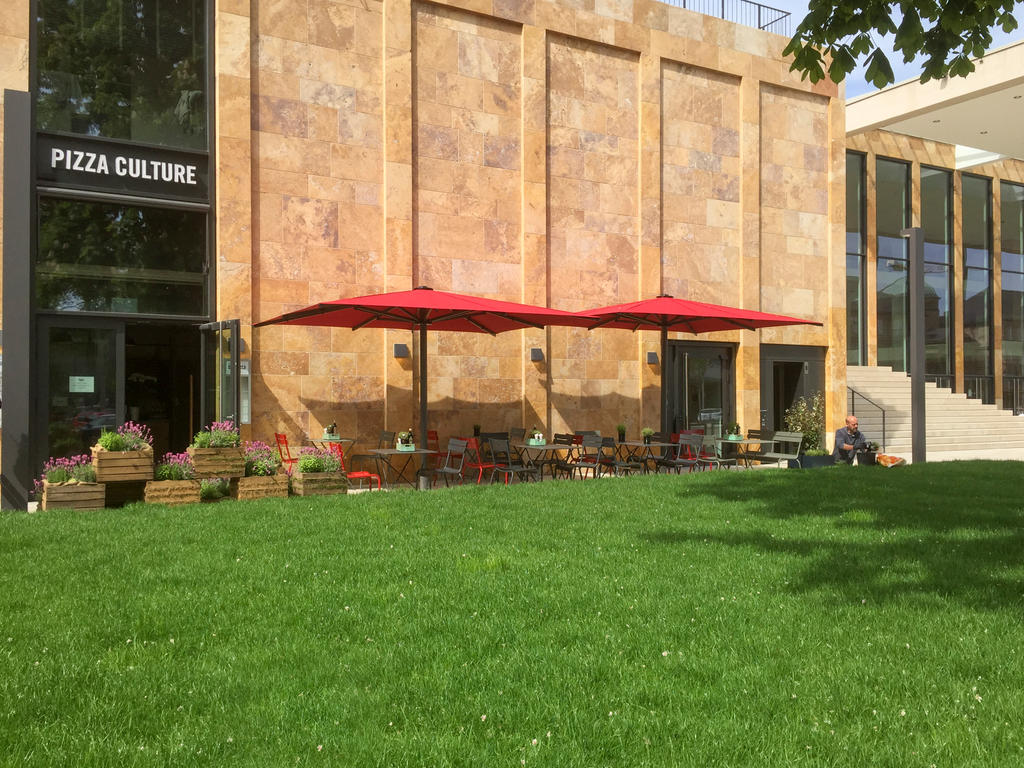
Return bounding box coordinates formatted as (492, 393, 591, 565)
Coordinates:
(144, 480, 201, 506)
(395, 443, 417, 452)
(231, 473, 289, 501)
(92, 444, 154, 483)
(41, 480, 106, 511)
(291, 471, 349, 496)
(187, 446, 245, 478)
(527, 438, 546, 446)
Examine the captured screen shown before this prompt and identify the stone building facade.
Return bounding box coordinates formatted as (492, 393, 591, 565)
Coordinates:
(0, 0, 844, 504)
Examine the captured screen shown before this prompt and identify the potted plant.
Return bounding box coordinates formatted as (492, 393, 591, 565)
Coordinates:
(37, 454, 105, 511)
(859, 441, 880, 466)
(144, 452, 201, 505)
(784, 392, 834, 468)
(473, 424, 481, 437)
(323, 421, 338, 439)
(232, 441, 288, 500)
(291, 447, 348, 496)
(92, 421, 154, 482)
(616, 423, 627, 442)
(396, 430, 416, 452)
(725, 422, 742, 440)
(187, 419, 245, 478)
(528, 426, 545, 445)
(641, 427, 654, 445)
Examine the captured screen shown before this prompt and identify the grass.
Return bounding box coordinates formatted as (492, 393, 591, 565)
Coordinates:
(2, 462, 1024, 766)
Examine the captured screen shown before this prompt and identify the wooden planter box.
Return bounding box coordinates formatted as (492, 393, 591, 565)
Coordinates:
(290, 471, 348, 497)
(144, 480, 201, 506)
(231, 473, 289, 501)
(41, 480, 106, 510)
(92, 445, 154, 482)
(187, 446, 245, 478)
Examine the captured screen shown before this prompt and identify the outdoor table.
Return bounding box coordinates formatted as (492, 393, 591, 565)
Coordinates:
(713, 437, 774, 469)
(309, 435, 355, 453)
(618, 440, 677, 473)
(368, 447, 436, 489)
(513, 442, 571, 479)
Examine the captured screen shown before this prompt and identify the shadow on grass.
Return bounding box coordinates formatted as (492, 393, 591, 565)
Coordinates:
(643, 461, 1024, 609)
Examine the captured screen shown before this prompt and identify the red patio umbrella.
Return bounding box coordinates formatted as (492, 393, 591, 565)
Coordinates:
(581, 294, 823, 432)
(254, 286, 593, 443)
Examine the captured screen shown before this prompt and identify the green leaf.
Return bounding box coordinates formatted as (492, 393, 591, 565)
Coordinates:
(864, 48, 895, 89)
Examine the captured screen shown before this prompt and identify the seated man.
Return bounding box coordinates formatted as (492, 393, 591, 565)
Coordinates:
(832, 415, 868, 464)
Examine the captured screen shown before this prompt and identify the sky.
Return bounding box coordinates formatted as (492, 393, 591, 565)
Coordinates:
(768, 0, 1024, 99)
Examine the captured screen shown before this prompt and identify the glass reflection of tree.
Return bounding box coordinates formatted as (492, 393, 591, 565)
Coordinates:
(37, 198, 206, 314)
(37, 0, 206, 149)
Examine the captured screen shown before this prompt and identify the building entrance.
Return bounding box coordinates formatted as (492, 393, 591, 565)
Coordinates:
(664, 342, 735, 435)
(36, 319, 207, 468)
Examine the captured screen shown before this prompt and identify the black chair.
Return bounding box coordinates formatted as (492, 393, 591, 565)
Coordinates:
(655, 434, 702, 474)
(488, 437, 540, 484)
(599, 436, 642, 476)
(478, 432, 509, 463)
(547, 433, 577, 479)
(560, 434, 605, 479)
(419, 438, 467, 487)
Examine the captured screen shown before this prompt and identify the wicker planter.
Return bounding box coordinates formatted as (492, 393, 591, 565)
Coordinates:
(290, 471, 348, 496)
(187, 446, 245, 478)
(144, 479, 201, 506)
(92, 444, 154, 482)
(231, 473, 289, 501)
(41, 480, 106, 510)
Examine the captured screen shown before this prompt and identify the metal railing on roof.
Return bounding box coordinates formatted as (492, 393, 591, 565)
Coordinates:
(657, 0, 792, 35)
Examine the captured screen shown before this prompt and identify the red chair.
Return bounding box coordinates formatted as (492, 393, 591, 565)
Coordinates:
(426, 429, 442, 469)
(462, 437, 495, 484)
(328, 442, 381, 490)
(275, 433, 298, 471)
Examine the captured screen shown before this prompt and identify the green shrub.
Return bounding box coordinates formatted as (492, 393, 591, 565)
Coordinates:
(154, 452, 194, 481)
(784, 391, 825, 453)
(199, 478, 229, 500)
(296, 448, 341, 474)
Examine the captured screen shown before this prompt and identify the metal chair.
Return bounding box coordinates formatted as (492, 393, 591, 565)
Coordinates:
(462, 437, 495, 484)
(599, 436, 643, 476)
(561, 434, 605, 479)
(274, 433, 298, 471)
(419, 438, 467, 487)
(350, 430, 395, 476)
(328, 442, 381, 490)
(698, 433, 737, 471)
(488, 437, 539, 484)
(655, 434, 702, 474)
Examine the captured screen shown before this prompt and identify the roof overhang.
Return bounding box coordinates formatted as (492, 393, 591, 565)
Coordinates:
(846, 39, 1024, 168)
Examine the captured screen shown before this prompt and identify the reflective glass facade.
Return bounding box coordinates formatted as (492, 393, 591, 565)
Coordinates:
(36, 0, 207, 149)
(962, 175, 992, 392)
(1002, 183, 1024, 412)
(921, 167, 953, 378)
(846, 152, 865, 365)
(875, 158, 910, 371)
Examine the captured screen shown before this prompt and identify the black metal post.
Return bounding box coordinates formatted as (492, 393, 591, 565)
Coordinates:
(902, 226, 926, 463)
(660, 329, 668, 435)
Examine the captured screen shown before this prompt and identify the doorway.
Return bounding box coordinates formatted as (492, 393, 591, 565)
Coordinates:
(36, 318, 207, 470)
(772, 361, 804, 431)
(759, 344, 826, 432)
(664, 342, 734, 435)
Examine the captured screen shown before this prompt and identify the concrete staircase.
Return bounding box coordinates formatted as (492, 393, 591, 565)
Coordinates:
(845, 365, 1024, 454)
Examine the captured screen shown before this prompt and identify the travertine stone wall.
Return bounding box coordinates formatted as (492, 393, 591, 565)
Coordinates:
(847, 129, 1024, 407)
(234, 0, 846, 445)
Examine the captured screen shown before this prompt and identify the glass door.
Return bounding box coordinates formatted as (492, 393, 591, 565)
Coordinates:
(666, 343, 734, 436)
(199, 320, 240, 427)
(37, 319, 124, 467)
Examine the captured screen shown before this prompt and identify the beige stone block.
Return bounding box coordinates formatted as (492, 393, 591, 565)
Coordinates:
(0, 0, 30, 38)
(216, 12, 251, 78)
(216, 75, 251, 141)
(338, 202, 383, 251)
(255, 70, 301, 100)
(354, 6, 383, 57)
(416, 20, 459, 73)
(258, 132, 332, 175)
(435, 71, 484, 111)
(308, 0, 355, 49)
(459, 33, 519, 85)
(386, 162, 414, 219)
(283, 196, 340, 247)
(385, 0, 412, 51)
(300, 79, 356, 111)
(255, 95, 307, 137)
(258, 193, 284, 243)
(261, 278, 311, 306)
(308, 175, 358, 203)
(258, 241, 303, 280)
(331, 144, 382, 182)
(258, 0, 306, 42)
(217, 0, 251, 16)
(258, 167, 309, 197)
(339, 110, 382, 148)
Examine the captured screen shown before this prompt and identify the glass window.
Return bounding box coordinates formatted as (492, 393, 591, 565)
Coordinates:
(37, 197, 207, 316)
(37, 0, 207, 150)
(876, 158, 909, 371)
(846, 152, 866, 365)
(921, 167, 953, 376)
(1001, 182, 1024, 379)
(962, 175, 992, 377)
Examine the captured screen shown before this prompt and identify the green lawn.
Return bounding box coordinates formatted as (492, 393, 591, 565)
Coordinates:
(2, 462, 1023, 766)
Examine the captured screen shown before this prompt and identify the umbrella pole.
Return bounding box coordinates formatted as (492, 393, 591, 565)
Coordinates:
(660, 329, 668, 435)
(419, 323, 428, 449)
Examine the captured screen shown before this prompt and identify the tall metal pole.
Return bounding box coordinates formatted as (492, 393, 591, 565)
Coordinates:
(660, 328, 669, 434)
(902, 226, 926, 463)
(418, 323, 428, 447)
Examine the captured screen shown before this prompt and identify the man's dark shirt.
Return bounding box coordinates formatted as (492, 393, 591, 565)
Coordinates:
(832, 426, 867, 464)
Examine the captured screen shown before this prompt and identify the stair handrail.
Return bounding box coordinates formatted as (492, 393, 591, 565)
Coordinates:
(847, 386, 886, 452)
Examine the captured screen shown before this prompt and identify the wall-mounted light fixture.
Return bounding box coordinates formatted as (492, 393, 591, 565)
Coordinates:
(646, 351, 659, 365)
(393, 343, 410, 358)
(530, 347, 544, 362)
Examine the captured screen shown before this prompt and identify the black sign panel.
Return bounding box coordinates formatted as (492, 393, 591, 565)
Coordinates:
(37, 133, 209, 202)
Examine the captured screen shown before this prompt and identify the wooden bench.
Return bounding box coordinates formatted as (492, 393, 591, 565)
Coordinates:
(759, 431, 804, 468)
